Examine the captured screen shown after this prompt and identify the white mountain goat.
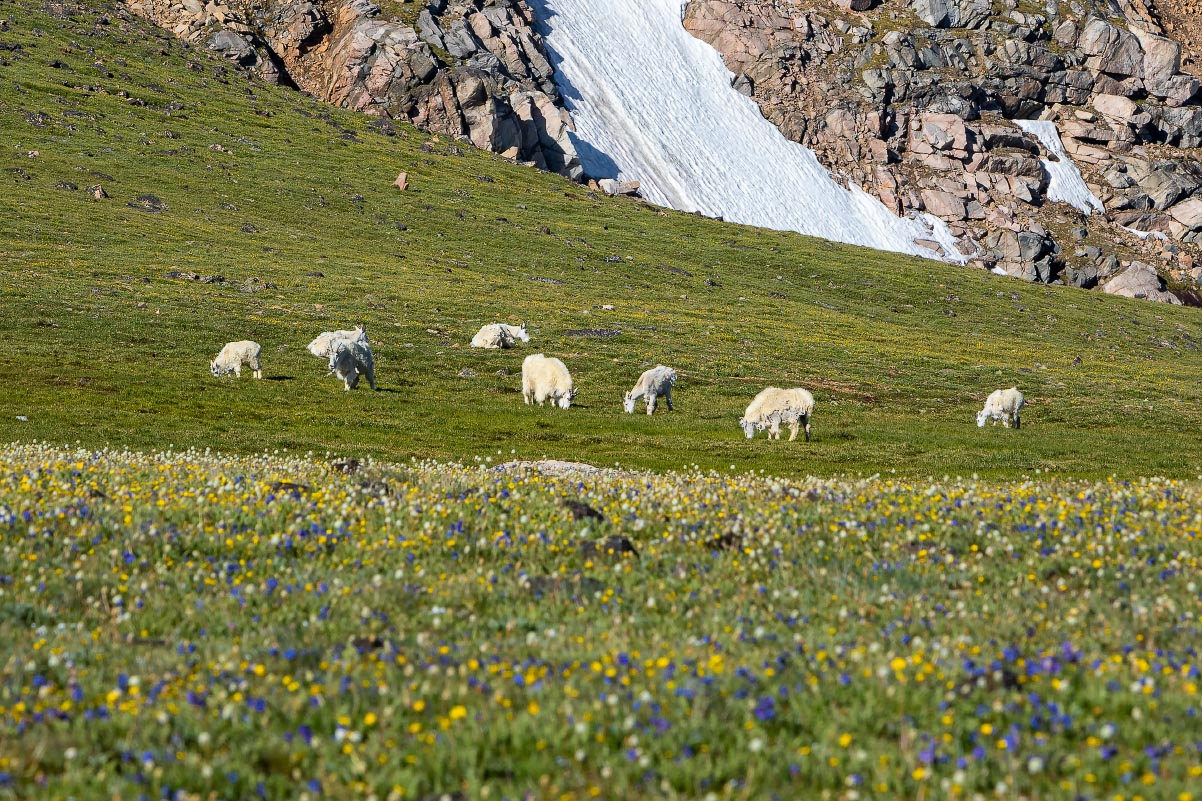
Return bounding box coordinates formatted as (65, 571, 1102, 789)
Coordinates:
(977, 387, 1025, 429)
(522, 354, 575, 409)
(739, 387, 815, 442)
(328, 337, 376, 391)
(471, 323, 530, 349)
(308, 324, 367, 360)
(210, 340, 263, 379)
(623, 365, 677, 415)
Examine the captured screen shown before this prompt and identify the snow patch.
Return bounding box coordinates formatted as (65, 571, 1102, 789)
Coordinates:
(918, 212, 969, 264)
(528, 0, 959, 260)
(1122, 226, 1169, 241)
(1014, 120, 1105, 216)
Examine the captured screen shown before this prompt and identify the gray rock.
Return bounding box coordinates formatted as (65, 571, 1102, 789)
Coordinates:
(1018, 231, 1051, 263)
(1130, 27, 1181, 99)
(1078, 18, 1144, 77)
(443, 18, 478, 59)
(416, 9, 444, 49)
(1102, 261, 1181, 303)
(1170, 198, 1202, 231)
(1159, 108, 1202, 149)
(208, 30, 257, 66)
(911, 0, 990, 29)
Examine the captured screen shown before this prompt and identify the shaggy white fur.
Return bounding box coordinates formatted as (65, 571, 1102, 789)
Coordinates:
(739, 387, 815, 442)
(471, 323, 529, 349)
(977, 387, 1024, 429)
(308, 325, 367, 360)
(623, 365, 677, 415)
(211, 340, 262, 379)
(522, 354, 575, 409)
(328, 337, 376, 391)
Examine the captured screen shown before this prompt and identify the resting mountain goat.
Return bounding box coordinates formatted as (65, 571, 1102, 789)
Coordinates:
(522, 354, 575, 409)
(211, 340, 262, 379)
(977, 387, 1024, 429)
(739, 387, 815, 442)
(471, 323, 529, 349)
(328, 337, 376, 391)
(623, 365, 676, 414)
(308, 325, 366, 360)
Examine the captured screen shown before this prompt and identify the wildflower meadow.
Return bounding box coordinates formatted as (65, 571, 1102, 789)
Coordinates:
(0, 443, 1199, 800)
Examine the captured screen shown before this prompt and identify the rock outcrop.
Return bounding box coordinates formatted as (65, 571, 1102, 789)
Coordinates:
(126, 0, 581, 176)
(683, 0, 1202, 297)
(128, 0, 1202, 302)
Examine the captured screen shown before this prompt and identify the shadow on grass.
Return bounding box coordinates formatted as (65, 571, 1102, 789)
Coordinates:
(264, 376, 294, 382)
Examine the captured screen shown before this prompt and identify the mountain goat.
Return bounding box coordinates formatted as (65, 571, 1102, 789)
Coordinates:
(977, 387, 1024, 429)
(471, 323, 529, 349)
(328, 337, 376, 391)
(210, 340, 262, 379)
(308, 325, 367, 360)
(739, 387, 815, 442)
(522, 354, 575, 409)
(623, 365, 676, 414)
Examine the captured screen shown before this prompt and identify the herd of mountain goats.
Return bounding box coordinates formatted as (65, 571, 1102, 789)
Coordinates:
(210, 324, 1025, 439)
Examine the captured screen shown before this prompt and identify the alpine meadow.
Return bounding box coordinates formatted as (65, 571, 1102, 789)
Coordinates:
(2, 2, 1202, 801)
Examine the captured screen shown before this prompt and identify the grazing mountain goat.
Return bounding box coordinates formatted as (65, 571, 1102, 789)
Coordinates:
(522, 354, 575, 409)
(308, 325, 367, 360)
(471, 323, 529, 349)
(623, 365, 677, 415)
(977, 387, 1024, 429)
(328, 337, 376, 391)
(739, 387, 815, 442)
(211, 340, 263, 379)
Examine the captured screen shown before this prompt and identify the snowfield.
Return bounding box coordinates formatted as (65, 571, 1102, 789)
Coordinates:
(528, 0, 964, 261)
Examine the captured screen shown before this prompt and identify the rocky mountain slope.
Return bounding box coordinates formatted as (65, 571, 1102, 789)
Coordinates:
(126, 0, 1202, 301)
(683, 0, 1202, 296)
(126, 0, 580, 175)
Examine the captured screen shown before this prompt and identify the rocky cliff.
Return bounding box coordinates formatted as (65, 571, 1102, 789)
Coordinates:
(683, 0, 1202, 297)
(125, 0, 581, 176)
(127, 0, 1202, 301)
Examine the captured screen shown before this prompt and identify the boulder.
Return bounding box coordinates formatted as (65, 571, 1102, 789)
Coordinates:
(443, 18, 478, 59)
(1102, 261, 1182, 303)
(1159, 108, 1202, 149)
(598, 179, 641, 196)
(1112, 210, 1174, 233)
(208, 30, 257, 66)
(416, 9, 444, 49)
(1078, 18, 1144, 77)
(1160, 75, 1202, 107)
(1169, 198, 1202, 231)
(920, 189, 967, 220)
(911, 0, 990, 29)
(1092, 93, 1138, 121)
(1130, 27, 1181, 99)
(914, 113, 969, 153)
(1018, 231, 1051, 263)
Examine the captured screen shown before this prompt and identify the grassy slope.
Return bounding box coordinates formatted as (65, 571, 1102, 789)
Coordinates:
(2, 0, 1202, 478)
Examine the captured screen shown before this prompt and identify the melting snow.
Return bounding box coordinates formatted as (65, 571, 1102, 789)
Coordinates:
(1014, 120, 1105, 216)
(1122, 226, 1168, 241)
(528, 0, 963, 261)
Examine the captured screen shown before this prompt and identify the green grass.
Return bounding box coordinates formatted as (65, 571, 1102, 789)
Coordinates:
(3, 0, 1202, 478)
